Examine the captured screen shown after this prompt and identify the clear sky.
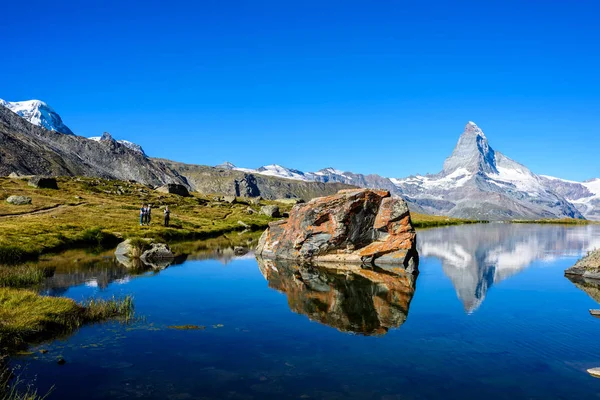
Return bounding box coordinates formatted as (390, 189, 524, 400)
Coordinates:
(3, 0, 599, 181)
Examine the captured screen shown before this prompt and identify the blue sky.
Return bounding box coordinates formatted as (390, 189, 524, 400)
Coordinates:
(3, 0, 599, 180)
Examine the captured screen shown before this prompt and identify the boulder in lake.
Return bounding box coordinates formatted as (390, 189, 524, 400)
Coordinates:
(6, 195, 32, 205)
(155, 183, 190, 197)
(256, 189, 417, 268)
(28, 176, 58, 189)
(140, 243, 174, 269)
(260, 205, 280, 218)
(565, 249, 600, 279)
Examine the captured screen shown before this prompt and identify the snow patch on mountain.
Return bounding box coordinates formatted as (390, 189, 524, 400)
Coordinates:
(0, 98, 75, 135)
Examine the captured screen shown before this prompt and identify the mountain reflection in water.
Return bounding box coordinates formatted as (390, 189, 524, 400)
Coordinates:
(418, 223, 600, 313)
(257, 257, 417, 335)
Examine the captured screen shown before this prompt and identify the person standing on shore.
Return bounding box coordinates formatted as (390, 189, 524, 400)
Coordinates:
(140, 204, 146, 226)
(146, 204, 152, 225)
(164, 206, 170, 227)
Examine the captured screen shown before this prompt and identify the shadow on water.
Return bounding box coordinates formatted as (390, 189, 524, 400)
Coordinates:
(256, 257, 418, 335)
(418, 223, 600, 313)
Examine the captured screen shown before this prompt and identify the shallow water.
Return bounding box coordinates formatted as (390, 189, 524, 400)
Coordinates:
(12, 223, 600, 399)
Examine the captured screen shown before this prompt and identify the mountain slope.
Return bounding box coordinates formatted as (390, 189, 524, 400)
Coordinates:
(0, 99, 75, 135)
(0, 105, 188, 186)
(0, 99, 354, 201)
(159, 160, 355, 200)
(540, 176, 600, 220)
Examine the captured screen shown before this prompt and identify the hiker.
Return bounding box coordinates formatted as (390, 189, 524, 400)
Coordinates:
(164, 206, 170, 227)
(140, 204, 146, 226)
(146, 204, 152, 225)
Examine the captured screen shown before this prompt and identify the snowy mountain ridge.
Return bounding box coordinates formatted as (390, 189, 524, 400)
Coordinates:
(1, 98, 145, 155)
(219, 122, 595, 220)
(0, 98, 75, 135)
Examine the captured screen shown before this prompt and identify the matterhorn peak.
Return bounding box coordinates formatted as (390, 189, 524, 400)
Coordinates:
(0, 98, 74, 135)
(442, 121, 497, 175)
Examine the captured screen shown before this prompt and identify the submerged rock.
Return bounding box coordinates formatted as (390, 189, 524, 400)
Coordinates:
(155, 183, 190, 197)
(565, 249, 600, 279)
(257, 257, 418, 335)
(6, 195, 32, 205)
(28, 176, 58, 189)
(256, 189, 417, 268)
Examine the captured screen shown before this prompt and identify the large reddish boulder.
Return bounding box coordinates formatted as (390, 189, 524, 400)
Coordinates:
(256, 189, 417, 268)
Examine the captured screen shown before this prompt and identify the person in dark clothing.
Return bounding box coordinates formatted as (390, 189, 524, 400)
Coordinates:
(164, 206, 170, 227)
(140, 204, 146, 226)
(146, 205, 152, 225)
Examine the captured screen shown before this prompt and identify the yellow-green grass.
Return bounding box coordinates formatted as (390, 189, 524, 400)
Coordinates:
(0, 288, 133, 350)
(0, 176, 283, 263)
(410, 212, 487, 229)
(512, 218, 598, 225)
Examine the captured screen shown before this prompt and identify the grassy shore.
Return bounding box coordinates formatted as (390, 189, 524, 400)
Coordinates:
(0, 176, 284, 264)
(410, 212, 487, 229)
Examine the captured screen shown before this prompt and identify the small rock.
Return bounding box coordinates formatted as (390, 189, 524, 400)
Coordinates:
(249, 197, 262, 205)
(260, 205, 280, 218)
(590, 309, 600, 317)
(57, 357, 66, 365)
(588, 368, 600, 378)
(28, 176, 58, 189)
(246, 207, 256, 214)
(39, 349, 49, 354)
(6, 195, 32, 205)
(155, 184, 190, 197)
(234, 246, 248, 256)
(237, 220, 250, 229)
(223, 196, 237, 204)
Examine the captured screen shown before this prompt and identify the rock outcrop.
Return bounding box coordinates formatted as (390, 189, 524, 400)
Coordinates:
(565, 249, 600, 279)
(6, 195, 32, 205)
(28, 176, 58, 189)
(155, 183, 190, 197)
(260, 205, 280, 218)
(257, 257, 418, 335)
(256, 189, 417, 268)
(115, 239, 174, 270)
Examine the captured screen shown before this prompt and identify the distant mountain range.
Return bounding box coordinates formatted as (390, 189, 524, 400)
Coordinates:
(217, 122, 598, 220)
(1, 97, 598, 220)
(0, 98, 351, 200)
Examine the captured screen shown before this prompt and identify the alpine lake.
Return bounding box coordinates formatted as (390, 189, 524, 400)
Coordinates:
(8, 223, 600, 400)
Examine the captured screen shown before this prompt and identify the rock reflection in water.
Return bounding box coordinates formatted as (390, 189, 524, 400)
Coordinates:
(418, 223, 600, 313)
(257, 257, 418, 335)
(565, 274, 600, 304)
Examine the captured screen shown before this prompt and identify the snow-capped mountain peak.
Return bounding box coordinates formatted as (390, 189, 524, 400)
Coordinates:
(216, 161, 237, 170)
(255, 164, 311, 181)
(0, 98, 74, 135)
(442, 121, 497, 175)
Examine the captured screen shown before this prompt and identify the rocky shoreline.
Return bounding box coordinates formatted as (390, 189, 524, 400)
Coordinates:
(565, 249, 600, 279)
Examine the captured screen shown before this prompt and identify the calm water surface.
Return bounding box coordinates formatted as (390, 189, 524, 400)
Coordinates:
(12, 223, 600, 399)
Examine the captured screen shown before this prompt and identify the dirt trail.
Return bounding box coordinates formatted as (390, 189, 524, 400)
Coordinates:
(0, 203, 87, 219)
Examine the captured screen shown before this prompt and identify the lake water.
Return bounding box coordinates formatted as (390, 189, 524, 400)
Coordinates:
(11, 223, 600, 399)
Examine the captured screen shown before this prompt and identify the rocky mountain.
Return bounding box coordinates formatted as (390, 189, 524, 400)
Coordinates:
(392, 122, 583, 220)
(540, 176, 600, 220)
(89, 132, 146, 155)
(0, 98, 354, 200)
(0, 105, 186, 186)
(0, 98, 75, 135)
(225, 122, 588, 220)
(160, 160, 354, 201)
